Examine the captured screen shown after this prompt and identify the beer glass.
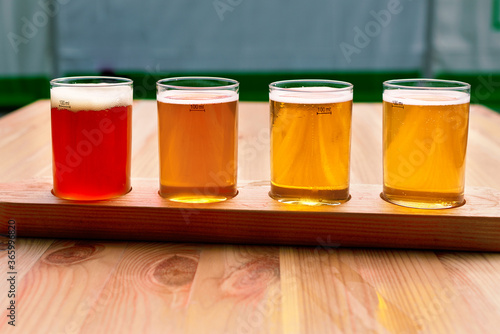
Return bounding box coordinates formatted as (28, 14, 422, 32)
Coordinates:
(50, 76, 133, 200)
(382, 79, 471, 209)
(269, 79, 353, 205)
(157, 77, 239, 203)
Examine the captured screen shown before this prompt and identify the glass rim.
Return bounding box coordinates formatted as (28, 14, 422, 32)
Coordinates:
(50, 76, 133, 87)
(269, 79, 353, 92)
(383, 78, 470, 91)
(157, 76, 239, 90)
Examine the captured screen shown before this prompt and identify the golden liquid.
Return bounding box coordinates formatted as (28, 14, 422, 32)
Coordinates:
(157, 94, 238, 203)
(270, 99, 352, 205)
(383, 95, 469, 209)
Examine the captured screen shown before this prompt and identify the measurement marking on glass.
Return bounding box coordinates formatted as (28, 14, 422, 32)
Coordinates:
(190, 104, 206, 112)
(392, 101, 404, 108)
(59, 100, 71, 109)
(317, 106, 332, 115)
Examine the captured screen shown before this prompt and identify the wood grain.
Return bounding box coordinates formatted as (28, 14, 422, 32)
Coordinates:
(436, 252, 500, 331)
(281, 248, 499, 334)
(352, 250, 477, 334)
(185, 245, 281, 334)
(0, 238, 54, 319)
(0, 240, 127, 333)
(79, 243, 202, 333)
(1, 178, 499, 251)
(280, 247, 422, 333)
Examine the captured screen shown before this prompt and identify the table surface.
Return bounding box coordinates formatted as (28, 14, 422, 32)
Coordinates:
(1, 100, 500, 333)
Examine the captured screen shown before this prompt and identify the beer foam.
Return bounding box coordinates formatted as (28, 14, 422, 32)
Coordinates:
(157, 90, 238, 104)
(270, 87, 353, 104)
(51, 86, 133, 111)
(383, 89, 470, 106)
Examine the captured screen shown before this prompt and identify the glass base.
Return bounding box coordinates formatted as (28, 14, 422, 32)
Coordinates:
(51, 187, 132, 201)
(269, 192, 351, 206)
(159, 184, 237, 204)
(380, 193, 465, 209)
(269, 184, 350, 206)
(160, 194, 234, 204)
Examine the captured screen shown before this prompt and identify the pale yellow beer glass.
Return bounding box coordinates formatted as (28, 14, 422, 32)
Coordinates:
(382, 79, 471, 209)
(157, 77, 239, 203)
(269, 79, 353, 205)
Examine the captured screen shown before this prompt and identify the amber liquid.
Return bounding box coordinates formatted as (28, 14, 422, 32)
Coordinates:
(383, 94, 470, 209)
(270, 99, 352, 205)
(157, 93, 238, 203)
(51, 105, 132, 200)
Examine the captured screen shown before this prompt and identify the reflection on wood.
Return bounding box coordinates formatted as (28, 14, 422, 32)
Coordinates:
(281, 248, 485, 333)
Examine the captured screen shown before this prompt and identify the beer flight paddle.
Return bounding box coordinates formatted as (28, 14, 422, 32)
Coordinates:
(49, 76, 472, 210)
(0, 82, 497, 251)
(1, 178, 499, 251)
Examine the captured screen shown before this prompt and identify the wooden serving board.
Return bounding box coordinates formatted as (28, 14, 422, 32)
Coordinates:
(1, 178, 499, 251)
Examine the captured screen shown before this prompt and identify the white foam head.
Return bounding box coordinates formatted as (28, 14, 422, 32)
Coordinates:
(157, 90, 238, 104)
(270, 86, 353, 104)
(383, 89, 470, 106)
(51, 85, 133, 111)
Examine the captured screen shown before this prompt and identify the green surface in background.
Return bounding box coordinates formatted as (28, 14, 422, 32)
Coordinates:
(2, 72, 500, 113)
(117, 71, 420, 103)
(0, 76, 50, 113)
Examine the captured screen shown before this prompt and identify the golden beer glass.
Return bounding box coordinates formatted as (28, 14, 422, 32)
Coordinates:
(157, 77, 239, 203)
(269, 79, 353, 205)
(382, 79, 471, 209)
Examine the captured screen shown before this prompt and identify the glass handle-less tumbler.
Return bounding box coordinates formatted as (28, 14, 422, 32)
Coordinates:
(50, 76, 133, 201)
(156, 76, 239, 203)
(382, 78, 471, 209)
(269, 79, 353, 206)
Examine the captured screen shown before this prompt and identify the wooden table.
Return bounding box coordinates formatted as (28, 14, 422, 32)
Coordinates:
(1, 100, 500, 333)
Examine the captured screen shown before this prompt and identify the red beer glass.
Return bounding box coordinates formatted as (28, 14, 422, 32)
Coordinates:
(50, 76, 133, 200)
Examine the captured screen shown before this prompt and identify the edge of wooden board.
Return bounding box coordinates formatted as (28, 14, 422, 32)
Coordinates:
(0, 178, 499, 251)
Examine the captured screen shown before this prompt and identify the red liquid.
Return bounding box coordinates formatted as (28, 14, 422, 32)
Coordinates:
(51, 105, 132, 200)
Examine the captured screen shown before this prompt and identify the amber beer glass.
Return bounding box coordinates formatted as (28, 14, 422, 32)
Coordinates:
(382, 79, 471, 209)
(50, 76, 133, 200)
(269, 80, 353, 205)
(157, 77, 239, 203)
